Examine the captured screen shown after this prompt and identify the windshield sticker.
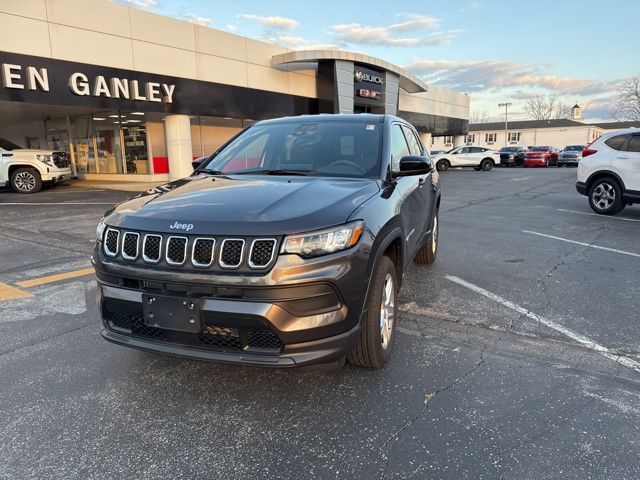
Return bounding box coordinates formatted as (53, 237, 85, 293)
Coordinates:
(366, 124, 375, 130)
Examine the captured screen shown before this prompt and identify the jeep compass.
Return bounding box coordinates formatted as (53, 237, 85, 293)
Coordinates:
(94, 114, 441, 368)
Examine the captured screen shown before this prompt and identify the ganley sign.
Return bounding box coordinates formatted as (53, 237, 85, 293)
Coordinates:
(1, 63, 176, 103)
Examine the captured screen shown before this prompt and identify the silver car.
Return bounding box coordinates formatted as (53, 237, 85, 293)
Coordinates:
(557, 145, 584, 167)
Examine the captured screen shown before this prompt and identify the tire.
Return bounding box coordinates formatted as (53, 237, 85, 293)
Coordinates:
(436, 159, 450, 172)
(480, 158, 494, 171)
(588, 177, 625, 215)
(347, 256, 398, 368)
(414, 209, 439, 265)
(10, 167, 42, 194)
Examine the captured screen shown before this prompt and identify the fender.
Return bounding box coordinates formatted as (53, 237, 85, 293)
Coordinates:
(586, 170, 626, 191)
(358, 223, 404, 325)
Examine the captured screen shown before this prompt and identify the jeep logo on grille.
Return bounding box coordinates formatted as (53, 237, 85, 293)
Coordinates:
(169, 222, 194, 231)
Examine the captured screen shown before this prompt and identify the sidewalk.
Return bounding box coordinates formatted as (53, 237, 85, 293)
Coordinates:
(67, 179, 167, 192)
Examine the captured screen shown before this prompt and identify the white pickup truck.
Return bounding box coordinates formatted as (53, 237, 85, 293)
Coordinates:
(0, 138, 72, 193)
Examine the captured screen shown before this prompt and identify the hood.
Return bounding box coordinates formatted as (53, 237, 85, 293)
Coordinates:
(12, 148, 59, 155)
(105, 175, 381, 236)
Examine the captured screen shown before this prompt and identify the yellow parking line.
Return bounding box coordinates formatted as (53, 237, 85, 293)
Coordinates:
(16, 267, 95, 288)
(0, 283, 33, 301)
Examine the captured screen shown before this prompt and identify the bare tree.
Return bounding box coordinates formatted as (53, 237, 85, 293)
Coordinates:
(470, 109, 489, 124)
(524, 94, 570, 120)
(614, 75, 640, 121)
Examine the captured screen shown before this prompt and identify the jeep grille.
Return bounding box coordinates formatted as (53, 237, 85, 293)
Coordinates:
(102, 228, 278, 271)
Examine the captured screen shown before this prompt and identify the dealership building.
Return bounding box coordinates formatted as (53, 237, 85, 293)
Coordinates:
(0, 0, 470, 182)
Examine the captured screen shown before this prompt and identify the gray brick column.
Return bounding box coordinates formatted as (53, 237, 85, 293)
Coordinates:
(384, 71, 400, 115)
(333, 60, 354, 114)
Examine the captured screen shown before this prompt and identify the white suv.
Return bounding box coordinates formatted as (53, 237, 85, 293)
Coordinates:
(576, 128, 640, 215)
(432, 146, 499, 172)
(0, 138, 72, 193)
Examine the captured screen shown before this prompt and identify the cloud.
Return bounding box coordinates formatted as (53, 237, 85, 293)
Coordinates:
(182, 13, 212, 27)
(238, 14, 299, 31)
(404, 59, 617, 95)
(272, 35, 339, 50)
(389, 14, 439, 32)
(330, 13, 451, 47)
(331, 24, 458, 47)
(460, 1, 481, 12)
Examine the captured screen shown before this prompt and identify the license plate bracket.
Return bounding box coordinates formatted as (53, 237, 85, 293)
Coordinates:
(142, 294, 202, 333)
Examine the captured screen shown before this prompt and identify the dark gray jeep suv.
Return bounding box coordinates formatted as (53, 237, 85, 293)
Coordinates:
(94, 114, 441, 368)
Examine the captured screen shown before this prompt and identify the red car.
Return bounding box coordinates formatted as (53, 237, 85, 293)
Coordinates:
(523, 146, 558, 167)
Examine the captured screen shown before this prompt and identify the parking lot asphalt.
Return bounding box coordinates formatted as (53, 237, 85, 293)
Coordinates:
(1, 170, 639, 479)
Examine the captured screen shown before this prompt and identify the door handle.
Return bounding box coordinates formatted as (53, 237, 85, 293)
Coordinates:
(617, 156, 629, 160)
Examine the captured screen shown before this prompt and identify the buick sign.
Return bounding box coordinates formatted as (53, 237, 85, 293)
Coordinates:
(354, 70, 383, 85)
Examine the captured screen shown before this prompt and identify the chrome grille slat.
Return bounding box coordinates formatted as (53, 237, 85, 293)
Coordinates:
(220, 239, 245, 269)
(103, 228, 120, 257)
(249, 239, 277, 268)
(166, 236, 188, 265)
(121, 232, 140, 261)
(192, 238, 216, 267)
(104, 230, 277, 270)
(142, 234, 162, 263)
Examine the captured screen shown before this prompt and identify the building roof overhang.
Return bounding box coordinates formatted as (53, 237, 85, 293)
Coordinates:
(271, 50, 428, 93)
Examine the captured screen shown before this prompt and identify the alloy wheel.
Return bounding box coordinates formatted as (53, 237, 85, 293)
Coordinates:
(592, 183, 616, 210)
(14, 172, 37, 192)
(379, 273, 395, 350)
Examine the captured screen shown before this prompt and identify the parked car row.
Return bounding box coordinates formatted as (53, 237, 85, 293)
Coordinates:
(497, 145, 584, 168)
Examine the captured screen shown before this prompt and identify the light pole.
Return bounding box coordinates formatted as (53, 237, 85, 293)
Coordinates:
(498, 102, 512, 146)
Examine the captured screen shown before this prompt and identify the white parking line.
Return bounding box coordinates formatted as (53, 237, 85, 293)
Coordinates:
(523, 230, 640, 258)
(558, 208, 640, 223)
(445, 275, 640, 373)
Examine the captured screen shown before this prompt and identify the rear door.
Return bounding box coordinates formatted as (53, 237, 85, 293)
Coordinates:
(618, 134, 640, 190)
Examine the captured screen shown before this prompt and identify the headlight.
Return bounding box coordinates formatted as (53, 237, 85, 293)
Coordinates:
(96, 219, 107, 241)
(282, 221, 364, 258)
(36, 154, 53, 165)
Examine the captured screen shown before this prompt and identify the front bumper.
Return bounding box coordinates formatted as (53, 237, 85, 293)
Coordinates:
(94, 240, 370, 367)
(523, 158, 547, 167)
(42, 167, 72, 183)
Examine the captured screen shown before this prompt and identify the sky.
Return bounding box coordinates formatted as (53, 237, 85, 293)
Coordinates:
(115, 0, 639, 122)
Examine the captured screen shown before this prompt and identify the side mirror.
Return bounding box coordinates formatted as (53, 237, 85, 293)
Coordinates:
(397, 155, 432, 176)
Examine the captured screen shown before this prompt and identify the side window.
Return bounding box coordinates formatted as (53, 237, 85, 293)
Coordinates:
(390, 124, 410, 172)
(401, 125, 423, 156)
(604, 135, 630, 151)
(458, 147, 470, 154)
(469, 147, 484, 153)
(625, 136, 640, 153)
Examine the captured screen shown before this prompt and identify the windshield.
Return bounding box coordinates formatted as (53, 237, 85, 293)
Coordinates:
(0, 138, 22, 151)
(528, 146, 549, 152)
(500, 147, 517, 152)
(201, 120, 382, 178)
(564, 145, 583, 151)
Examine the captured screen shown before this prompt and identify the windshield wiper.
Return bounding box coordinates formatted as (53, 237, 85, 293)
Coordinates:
(196, 168, 224, 176)
(232, 169, 316, 176)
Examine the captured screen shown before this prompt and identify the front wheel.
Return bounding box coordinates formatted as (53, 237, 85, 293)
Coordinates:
(480, 158, 494, 171)
(436, 159, 450, 172)
(414, 209, 439, 265)
(348, 256, 398, 368)
(588, 177, 625, 215)
(11, 168, 42, 194)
